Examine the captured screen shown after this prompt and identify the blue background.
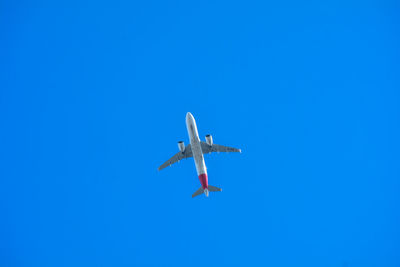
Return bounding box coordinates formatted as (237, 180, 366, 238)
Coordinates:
(1, 1, 399, 266)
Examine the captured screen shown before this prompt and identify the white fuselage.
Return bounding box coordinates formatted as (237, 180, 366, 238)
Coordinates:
(186, 112, 207, 176)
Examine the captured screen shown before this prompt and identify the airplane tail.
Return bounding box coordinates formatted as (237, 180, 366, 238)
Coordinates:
(192, 185, 222, 198)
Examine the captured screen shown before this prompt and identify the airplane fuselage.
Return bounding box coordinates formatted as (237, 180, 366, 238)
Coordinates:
(186, 112, 208, 193)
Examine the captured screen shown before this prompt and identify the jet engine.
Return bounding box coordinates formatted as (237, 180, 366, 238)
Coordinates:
(178, 141, 185, 152)
(205, 134, 213, 146)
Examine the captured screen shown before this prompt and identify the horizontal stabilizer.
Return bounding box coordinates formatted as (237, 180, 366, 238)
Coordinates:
(192, 185, 222, 198)
(192, 187, 204, 198)
(208, 185, 222, 192)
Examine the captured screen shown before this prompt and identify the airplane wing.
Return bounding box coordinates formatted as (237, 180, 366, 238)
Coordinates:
(158, 144, 193, 171)
(200, 141, 241, 154)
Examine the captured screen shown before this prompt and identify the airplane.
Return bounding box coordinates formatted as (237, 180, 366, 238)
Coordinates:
(158, 112, 241, 198)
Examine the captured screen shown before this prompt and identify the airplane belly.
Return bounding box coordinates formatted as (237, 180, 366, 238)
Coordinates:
(186, 112, 208, 189)
(191, 139, 206, 175)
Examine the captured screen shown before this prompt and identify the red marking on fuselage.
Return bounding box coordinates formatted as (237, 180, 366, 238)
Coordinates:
(198, 173, 208, 189)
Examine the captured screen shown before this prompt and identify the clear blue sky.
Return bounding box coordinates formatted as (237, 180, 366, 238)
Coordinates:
(1, 1, 399, 266)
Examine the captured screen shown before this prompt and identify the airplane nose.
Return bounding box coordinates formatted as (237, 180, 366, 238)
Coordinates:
(186, 112, 193, 122)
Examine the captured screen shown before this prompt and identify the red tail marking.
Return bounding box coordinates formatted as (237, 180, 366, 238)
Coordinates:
(198, 173, 208, 189)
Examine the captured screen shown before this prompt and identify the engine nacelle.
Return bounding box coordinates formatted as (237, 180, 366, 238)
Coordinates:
(205, 134, 213, 146)
(178, 141, 185, 152)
